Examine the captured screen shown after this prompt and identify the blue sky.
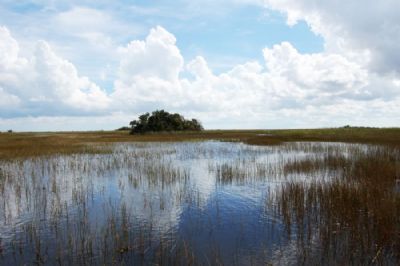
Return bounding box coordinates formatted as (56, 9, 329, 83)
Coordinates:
(1, 0, 323, 90)
(0, 0, 399, 131)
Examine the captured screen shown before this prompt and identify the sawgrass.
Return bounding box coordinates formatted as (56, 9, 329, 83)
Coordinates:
(1, 129, 400, 264)
(1, 127, 400, 160)
(270, 144, 400, 264)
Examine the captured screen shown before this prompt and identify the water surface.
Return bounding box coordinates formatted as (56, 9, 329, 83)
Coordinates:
(0, 141, 386, 264)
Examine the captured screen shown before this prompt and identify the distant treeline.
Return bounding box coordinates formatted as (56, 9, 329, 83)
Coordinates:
(129, 110, 203, 134)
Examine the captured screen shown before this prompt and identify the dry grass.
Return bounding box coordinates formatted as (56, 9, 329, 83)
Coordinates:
(1, 127, 400, 160)
(0, 130, 256, 160)
(260, 127, 400, 145)
(1, 130, 400, 264)
(271, 145, 400, 264)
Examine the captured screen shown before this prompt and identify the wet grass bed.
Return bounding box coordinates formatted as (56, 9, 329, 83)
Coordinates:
(0, 129, 399, 265)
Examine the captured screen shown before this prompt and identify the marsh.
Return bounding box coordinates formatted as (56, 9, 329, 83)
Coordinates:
(1, 139, 398, 265)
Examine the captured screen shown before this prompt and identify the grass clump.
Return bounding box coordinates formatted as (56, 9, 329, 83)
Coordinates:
(271, 145, 400, 264)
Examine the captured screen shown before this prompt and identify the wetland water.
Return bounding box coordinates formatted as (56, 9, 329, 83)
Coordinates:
(0, 141, 399, 265)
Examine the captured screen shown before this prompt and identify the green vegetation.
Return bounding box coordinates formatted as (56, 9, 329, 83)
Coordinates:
(129, 110, 203, 134)
(116, 126, 130, 131)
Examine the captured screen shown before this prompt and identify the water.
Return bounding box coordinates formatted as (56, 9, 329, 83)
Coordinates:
(0, 141, 387, 264)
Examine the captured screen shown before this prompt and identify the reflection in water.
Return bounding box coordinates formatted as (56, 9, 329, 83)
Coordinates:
(0, 141, 398, 264)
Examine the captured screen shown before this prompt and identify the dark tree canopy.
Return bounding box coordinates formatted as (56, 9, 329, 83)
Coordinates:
(129, 110, 203, 134)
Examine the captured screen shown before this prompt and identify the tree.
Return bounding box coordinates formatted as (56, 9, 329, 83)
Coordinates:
(129, 110, 203, 134)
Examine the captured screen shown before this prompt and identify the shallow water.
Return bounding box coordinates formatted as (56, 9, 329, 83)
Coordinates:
(0, 141, 385, 264)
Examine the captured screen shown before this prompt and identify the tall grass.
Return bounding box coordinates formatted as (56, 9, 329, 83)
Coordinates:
(1, 132, 400, 264)
(269, 145, 400, 264)
(0, 143, 197, 264)
(2, 127, 400, 160)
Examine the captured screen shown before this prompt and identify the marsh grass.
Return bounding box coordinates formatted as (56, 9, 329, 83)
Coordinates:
(1, 128, 400, 264)
(270, 144, 400, 264)
(2, 127, 400, 160)
(283, 153, 348, 175)
(0, 142, 202, 264)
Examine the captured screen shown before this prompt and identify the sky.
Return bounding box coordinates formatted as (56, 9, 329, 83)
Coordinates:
(0, 0, 400, 131)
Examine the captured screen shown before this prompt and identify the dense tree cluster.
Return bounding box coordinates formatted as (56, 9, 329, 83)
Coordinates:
(129, 110, 203, 134)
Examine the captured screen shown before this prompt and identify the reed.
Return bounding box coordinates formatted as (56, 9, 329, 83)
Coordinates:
(2, 127, 400, 160)
(269, 144, 400, 264)
(1, 134, 399, 264)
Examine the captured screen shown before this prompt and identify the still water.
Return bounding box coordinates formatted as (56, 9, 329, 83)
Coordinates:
(0, 141, 374, 264)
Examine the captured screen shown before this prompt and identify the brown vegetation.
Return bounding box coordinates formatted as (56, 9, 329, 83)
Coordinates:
(1, 127, 400, 160)
(270, 144, 400, 264)
(0, 130, 400, 264)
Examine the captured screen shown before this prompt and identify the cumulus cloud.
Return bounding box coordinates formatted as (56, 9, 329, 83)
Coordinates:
(262, 0, 400, 75)
(262, 42, 374, 102)
(1, 23, 400, 130)
(109, 25, 400, 128)
(0, 27, 25, 70)
(112, 26, 185, 108)
(117, 26, 183, 82)
(0, 26, 110, 117)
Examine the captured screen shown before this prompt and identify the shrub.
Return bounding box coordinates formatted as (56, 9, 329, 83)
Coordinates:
(129, 110, 203, 134)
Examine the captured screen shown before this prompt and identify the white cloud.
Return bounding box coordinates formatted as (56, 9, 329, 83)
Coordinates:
(0, 87, 20, 109)
(1, 24, 400, 130)
(187, 56, 213, 79)
(263, 42, 367, 89)
(112, 26, 185, 108)
(53, 7, 137, 50)
(262, 42, 375, 102)
(110, 26, 400, 129)
(118, 26, 183, 82)
(0, 26, 110, 117)
(0, 26, 25, 69)
(262, 0, 400, 75)
(56, 7, 113, 32)
(32, 41, 110, 110)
